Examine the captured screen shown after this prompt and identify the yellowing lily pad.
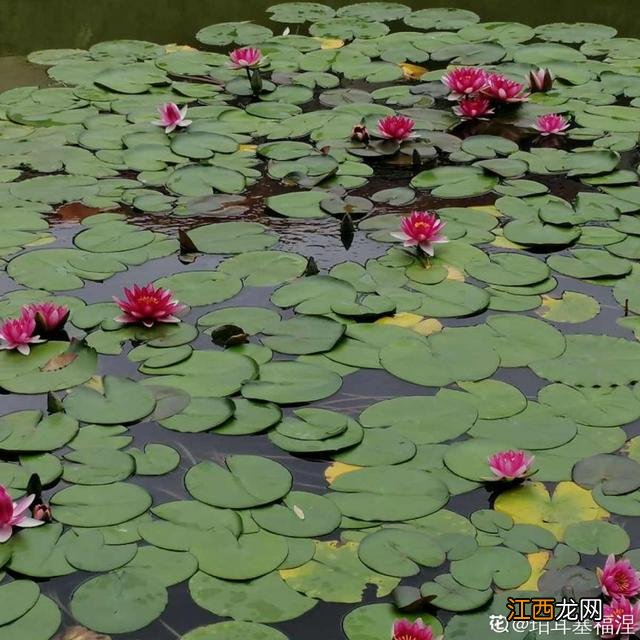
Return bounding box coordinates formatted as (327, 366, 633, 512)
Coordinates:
(495, 481, 608, 540)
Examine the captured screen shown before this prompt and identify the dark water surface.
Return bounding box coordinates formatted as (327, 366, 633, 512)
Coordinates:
(2, 0, 640, 56)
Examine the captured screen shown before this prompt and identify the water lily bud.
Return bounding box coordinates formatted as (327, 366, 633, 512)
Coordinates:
(351, 123, 370, 144)
(33, 503, 52, 522)
(529, 68, 553, 92)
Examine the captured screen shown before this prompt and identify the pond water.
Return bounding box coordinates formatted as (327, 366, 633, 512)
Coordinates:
(2, 2, 640, 640)
(2, 0, 640, 56)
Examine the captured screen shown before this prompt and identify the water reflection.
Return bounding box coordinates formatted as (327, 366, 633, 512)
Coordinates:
(1, 0, 640, 59)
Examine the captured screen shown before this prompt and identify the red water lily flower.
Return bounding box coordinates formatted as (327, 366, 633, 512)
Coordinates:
(392, 618, 435, 640)
(442, 66, 488, 99)
(27, 302, 69, 334)
(228, 47, 264, 69)
(488, 450, 535, 481)
(453, 97, 494, 120)
(377, 115, 416, 141)
(483, 72, 529, 102)
(0, 485, 44, 543)
(114, 283, 187, 328)
(596, 597, 640, 640)
(0, 309, 44, 355)
(534, 113, 570, 136)
(598, 555, 640, 599)
(391, 211, 448, 257)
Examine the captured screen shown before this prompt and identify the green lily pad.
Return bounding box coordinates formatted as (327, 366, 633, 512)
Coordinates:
(71, 569, 168, 634)
(420, 573, 492, 612)
(450, 546, 531, 590)
(65, 529, 137, 572)
(380, 331, 499, 387)
(251, 491, 342, 537)
(62, 446, 134, 484)
(411, 166, 498, 197)
(8, 523, 75, 577)
(531, 334, 640, 386)
(0, 411, 78, 452)
(262, 316, 345, 355)
(189, 571, 316, 623)
(539, 383, 640, 426)
(128, 443, 180, 475)
(186, 455, 292, 509)
(63, 375, 156, 424)
(0, 595, 61, 640)
(0, 340, 97, 393)
(187, 222, 277, 253)
(242, 361, 342, 404)
(563, 520, 630, 555)
(0, 580, 40, 625)
(358, 527, 445, 577)
(219, 251, 308, 286)
(328, 466, 449, 521)
(359, 390, 478, 444)
(154, 271, 242, 306)
(51, 482, 152, 526)
(466, 253, 549, 286)
(191, 530, 288, 580)
(180, 621, 289, 640)
(573, 453, 640, 495)
(125, 546, 198, 586)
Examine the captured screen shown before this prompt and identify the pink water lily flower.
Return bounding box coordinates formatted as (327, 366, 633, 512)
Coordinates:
(598, 555, 640, 599)
(535, 113, 570, 136)
(529, 68, 553, 93)
(228, 47, 264, 69)
(27, 302, 69, 334)
(483, 72, 529, 103)
(442, 66, 488, 99)
(377, 115, 415, 141)
(114, 283, 187, 328)
(596, 597, 640, 640)
(152, 103, 192, 133)
(453, 97, 494, 120)
(391, 211, 448, 257)
(392, 618, 436, 640)
(488, 450, 534, 481)
(0, 485, 44, 543)
(0, 309, 44, 355)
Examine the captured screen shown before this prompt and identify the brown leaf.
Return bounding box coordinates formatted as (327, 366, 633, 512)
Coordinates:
(40, 352, 77, 372)
(55, 203, 101, 223)
(55, 626, 111, 640)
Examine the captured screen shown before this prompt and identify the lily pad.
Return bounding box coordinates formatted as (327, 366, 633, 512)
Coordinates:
(189, 571, 316, 623)
(71, 569, 168, 634)
(186, 455, 292, 509)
